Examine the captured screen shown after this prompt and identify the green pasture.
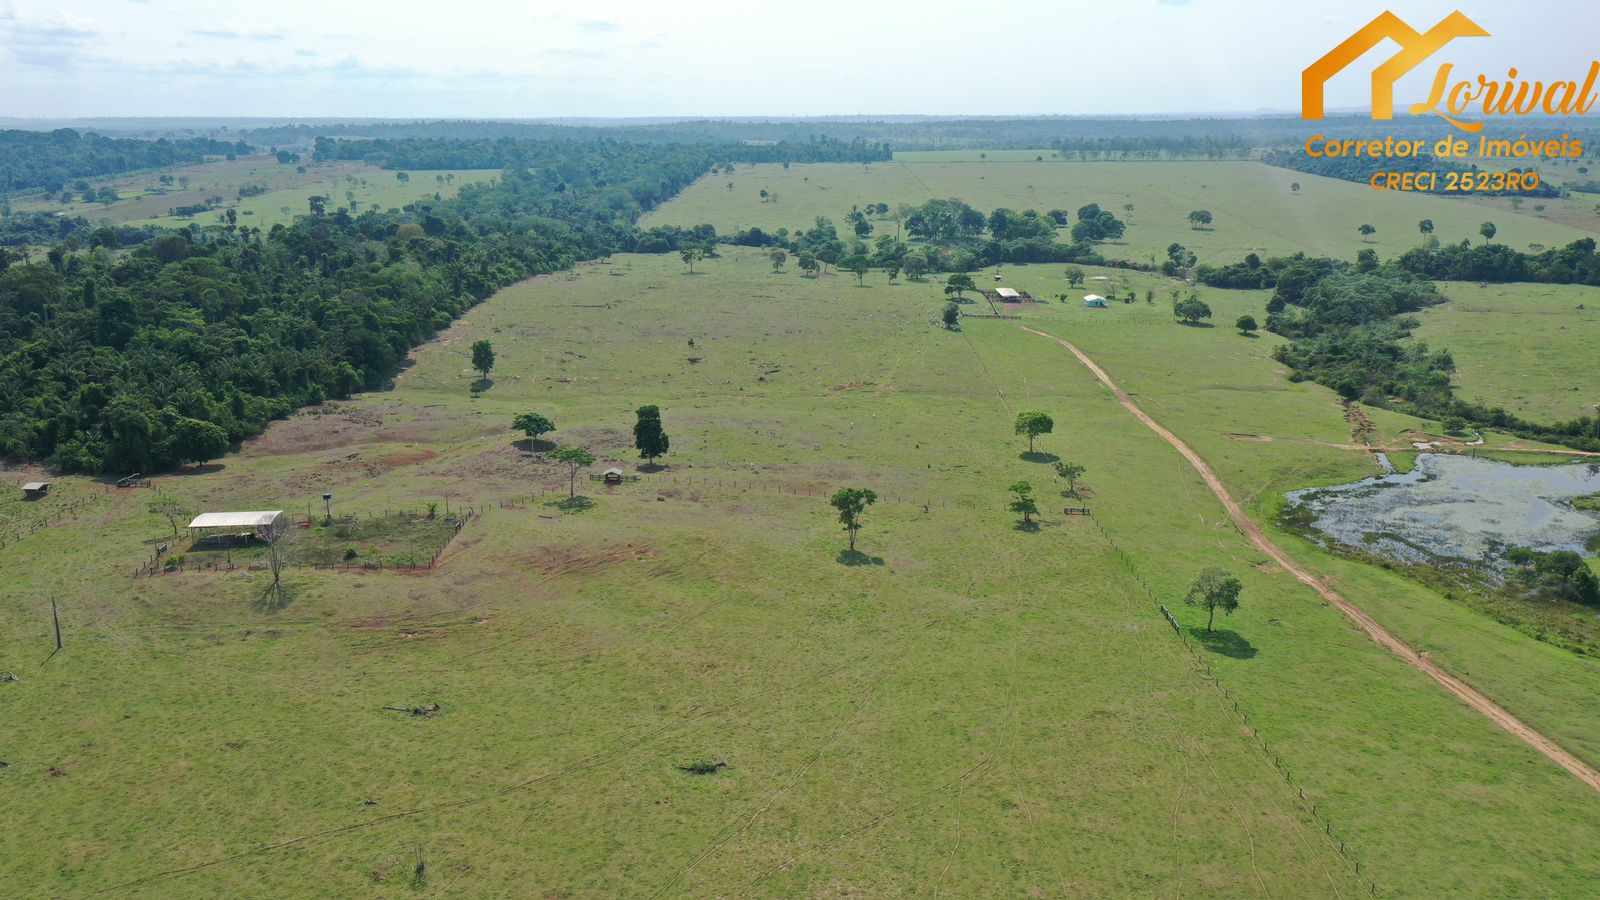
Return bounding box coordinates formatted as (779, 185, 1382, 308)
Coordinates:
(4, 248, 1600, 895)
(8, 158, 492, 231)
(648, 159, 1599, 264)
(1411, 281, 1600, 422)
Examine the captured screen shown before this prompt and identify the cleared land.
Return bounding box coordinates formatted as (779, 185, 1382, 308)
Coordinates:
(5, 249, 1600, 895)
(1412, 281, 1600, 422)
(645, 158, 1599, 263)
(8, 157, 493, 230)
(9, 145, 1600, 897)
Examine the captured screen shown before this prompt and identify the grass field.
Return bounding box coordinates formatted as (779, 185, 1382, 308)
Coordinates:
(10, 140, 1600, 897)
(7, 158, 493, 230)
(1411, 281, 1600, 422)
(646, 158, 1600, 264)
(6, 245, 1600, 895)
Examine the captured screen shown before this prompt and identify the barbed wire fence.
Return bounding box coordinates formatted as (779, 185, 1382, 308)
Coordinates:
(1087, 512, 1382, 897)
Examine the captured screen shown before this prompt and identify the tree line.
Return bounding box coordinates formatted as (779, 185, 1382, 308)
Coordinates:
(1194, 250, 1600, 451)
(0, 138, 838, 474)
(0, 129, 251, 194)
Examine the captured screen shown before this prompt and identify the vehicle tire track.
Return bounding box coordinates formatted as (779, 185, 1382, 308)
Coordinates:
(1019, 324, 1600, 795)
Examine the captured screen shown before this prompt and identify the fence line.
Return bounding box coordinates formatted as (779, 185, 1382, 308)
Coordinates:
(1088, 511, 1382, 897)
(134, 509, 475, 577)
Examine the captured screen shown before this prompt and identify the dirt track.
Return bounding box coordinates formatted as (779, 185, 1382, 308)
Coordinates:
(1020, 325, 1600, 794)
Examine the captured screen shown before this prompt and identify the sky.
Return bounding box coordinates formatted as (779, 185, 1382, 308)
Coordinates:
(0, 0, 1595, 119)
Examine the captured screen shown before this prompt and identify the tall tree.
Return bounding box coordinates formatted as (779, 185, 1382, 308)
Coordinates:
(1184, 567, 1243, 632)
(1053, 460, 1086, 495)
(944, 272, 976, 300)
(830, 487, 878, 551)
(471, 340, 495, 381)
(550, 447, 595, 497)
(1479, 221, 1497, 242)
(633, 405, 669, 463)
(1187, 210, 1213, 229)
(1008, 481, 1038, 525)
(1014, 410, 1054, 453)
(513, 412, 555, 442)
(1358, 223, 1376, 240)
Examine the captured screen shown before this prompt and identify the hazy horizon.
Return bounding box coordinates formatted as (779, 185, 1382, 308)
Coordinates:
(2, 0, 1594, 120)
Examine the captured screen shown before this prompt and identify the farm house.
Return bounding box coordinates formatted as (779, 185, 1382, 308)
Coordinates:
(187, 510, 287, 544)
(1083, 294, 1108, 308)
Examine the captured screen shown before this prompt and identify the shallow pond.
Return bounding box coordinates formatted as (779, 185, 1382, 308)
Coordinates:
(1286, 454, 1600, 565)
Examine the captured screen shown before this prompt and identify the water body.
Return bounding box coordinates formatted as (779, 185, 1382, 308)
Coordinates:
(1286, 454, 1600, 565)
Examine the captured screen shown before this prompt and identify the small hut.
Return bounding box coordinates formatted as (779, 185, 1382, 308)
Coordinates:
(21, 481, 51, 500)
(602, 468, 624, 485)
(1083, 294, 1108, 308)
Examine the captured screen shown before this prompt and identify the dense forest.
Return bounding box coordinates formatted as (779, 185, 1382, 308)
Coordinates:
(1196, 251, 1600, 451)
(0, 129, 251, 194)
(0, 138, 780, 474)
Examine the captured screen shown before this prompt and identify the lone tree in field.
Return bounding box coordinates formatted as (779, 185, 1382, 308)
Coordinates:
(1235, 315, 1258, 334)
(1053, 460, 1086, 496)
(1014, 410, 1054, 453)
(513, 412, 555, 442)
(797, 252, 820, 277)
(1291, 182, 1301, 193)
(944, 272, 976, 301)
(769, 248, 787, 272)
(1174, 294, 1212, 325)
(941, 302, 960, 328)
(680, 246, 705, 273)
(172, 417, 229, 467)
(1187, 210, 1213, 229)
(148, 493, 194, 538)
(1358, 223, 1376, 241)
(830, 487, 878, 551)
(471, 340, 495, 381)
(1008, 481, 1038, 526)
(633, 405, 670, 463)
(550, 447, 595, 498)
(1064, 266, 1086, 288)
(1479, 221, 1497, 242)
(1418, 219, 1434, 236)
(1184, 567, 1243, 633)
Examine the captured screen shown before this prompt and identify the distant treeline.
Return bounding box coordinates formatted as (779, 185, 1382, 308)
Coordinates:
(0, 138, 839, 474)
(638, 197, 1130, 273)
(1261, 147, 1562, 197)
(0, 129, 251, 194)
(309, 135, 891, 169)
(1195, 251, 1600, 451)
(0, 212, 166, 250)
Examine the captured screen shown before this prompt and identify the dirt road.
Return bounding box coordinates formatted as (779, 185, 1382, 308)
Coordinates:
(1020, 325, 1600, 793)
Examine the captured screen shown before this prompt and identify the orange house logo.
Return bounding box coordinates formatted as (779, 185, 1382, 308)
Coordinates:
(1302, 11, 1488, 121)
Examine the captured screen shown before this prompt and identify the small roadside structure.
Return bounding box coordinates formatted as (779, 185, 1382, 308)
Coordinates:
(187, 510, 286, 544)
(22, 482, 51, 500)
(603, 467, 624, 485)
(1083, 294, 1108, 308)
(995, 287, 1021, 301)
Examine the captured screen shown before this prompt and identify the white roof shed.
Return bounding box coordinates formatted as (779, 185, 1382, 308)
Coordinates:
(188, 511, 285, 529)
(994, 287, 1021, 299)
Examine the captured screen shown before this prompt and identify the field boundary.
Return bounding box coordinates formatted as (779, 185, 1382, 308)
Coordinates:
(1020, 324, 1600, 795)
